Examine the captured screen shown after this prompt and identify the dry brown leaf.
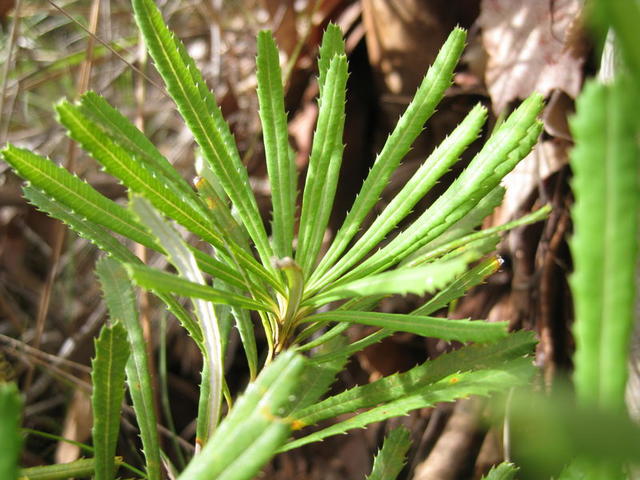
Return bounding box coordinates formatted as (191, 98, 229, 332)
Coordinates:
(479, 0, 585, 113)
(0, 0, 14, 21)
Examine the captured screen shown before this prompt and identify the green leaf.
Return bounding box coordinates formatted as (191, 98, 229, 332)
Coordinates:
(124, 262, 272, 312)
(303, 310, 508, 343)
(366, 427, 412, 480)
(56, 101, 246, 261)
(481, 462, 519, 480)
(310, 328, 392, 365)
(1, 145, 155, 249)
(569, 77, 639, 411)
(19, 458, 122, 480)
(413, 256, 502, 315)
(407, 206, 550, 268)
(288, 335, 350, 412)
(317, 23, 345, 96)
(295, 53, 348, 274)
(285, 357, 534, 450)
(339, 94, 544, 281)
(294, 330, 535, 426)
(131, 196, 224, 442)
(96, 258, 161, 480)
(178, 351, 307, 480)
(307, 256, 470, 307)
(312, 28, 467, 281)
(409, 186, 505, 261)
(22, 186, 139, 264)
(131, 0, 274, 266)
(91, 322, 130, 480)
(311, 103, 487, 290)
(0, 383, 22, 480)
(78, 91, 204, 209)
(507, 388, 640, 478)
(156, 293, 203, 350)
(256, 31, 297, 259)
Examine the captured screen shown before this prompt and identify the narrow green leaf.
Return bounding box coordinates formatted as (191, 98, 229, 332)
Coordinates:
(96, 258, 161, 480)
(340, 94, 544, 282)
(313, 28, 467, 280)
(367, 427, 412, 480)
(256, 31, 297, 258)
(0, 383, 22, 480)
(481, 462, 520, 480)
(78, 91, 203, 208)
(311, 103, 487, 290)
(178, 351, 307, 480)
(413, 256, 502, 315)
(131, 196, 224, 441)
(284, 357, 534, 450)
(317, 23, 345, 96)
(569, 78, 639, 411)
(22, 186, 139, 264)
(124, 263, 271, 312)
(131, 0, 274, 266)
(303, 311, 508, 343)
(56, 101, 238, 256)
(1, 145, 155, 249)
(409, 186, 505, 261)
(295, 330, 535, 426)
(91, 323, 130, 480)
(157, 293, 203, 350)
(194, 172, 251, 252)
(307, 256, 469, 307)
(507, 388, 640, 478)
(407, 206, 550, 268)
(295, 53, 348, 274)
(288, 335, 350, 412)
(58, 99, 275, 294)
(19, 458, 123, 480)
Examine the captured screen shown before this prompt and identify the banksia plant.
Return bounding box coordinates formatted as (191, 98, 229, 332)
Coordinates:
(1, 0, 549, 478)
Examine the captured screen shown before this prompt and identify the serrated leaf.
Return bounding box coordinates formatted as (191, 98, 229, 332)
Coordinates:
(0, 383, 21, 480)
(312, 28, 468, 282)
(302, 310, 507, 343)
(178, 351, 307, 480)
(410, 186, 505, 261)
(307, 256, 469, 307)
(157, 292, 203, 348)
(288, 335, 350, 412)
(367, 427, 412, 480)
(131, 0, 274, 266)
(91, 322, 130, 480)
(295, 330, 535, 425)
(295, 53, 348, 274)
(256, 31, 297, 259)
(96, 258, 161, 480)
(56, 101, 249, 263)
(481, 462, 519, 480)
(312, 103, 487, 291)
(339, 94, 544, 282)
(413, 256, 502, 315)
(407, 205, 550, 267)
(1, 145, 156, 249)
(318, 23, 345, 96)
(78, 91, 203, 208)
(569, 77, 639, 411)
(284, 357, 534, 450)
(124, 262, 271, 312)
(131, 196, 224, 441)
(22, 186, 139, 264)
(19, 458, 115, 480)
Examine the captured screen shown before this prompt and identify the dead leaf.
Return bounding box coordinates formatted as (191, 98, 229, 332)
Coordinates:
(479, 0, 585, 113)
(0, 0, 15, 21)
